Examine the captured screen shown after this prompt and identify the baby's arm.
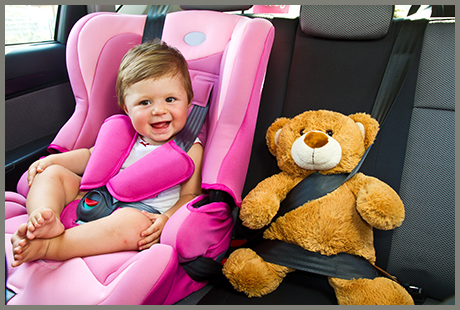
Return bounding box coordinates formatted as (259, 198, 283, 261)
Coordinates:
(138, 143, 204, 250)
(27, 147, 93, 187)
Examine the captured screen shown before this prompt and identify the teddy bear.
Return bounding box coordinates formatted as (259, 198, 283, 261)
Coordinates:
(222, 110, 414, 305)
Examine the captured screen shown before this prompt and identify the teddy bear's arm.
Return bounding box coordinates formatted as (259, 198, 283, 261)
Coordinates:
(351, 173, 405, 230)
(239, 172, 303, 229)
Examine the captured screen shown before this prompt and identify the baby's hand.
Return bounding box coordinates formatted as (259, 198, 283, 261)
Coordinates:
(27, 159, 52, 187)
(138, 211, 169, 250)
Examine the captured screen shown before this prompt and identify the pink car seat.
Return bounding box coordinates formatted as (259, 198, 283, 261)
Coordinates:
(5, 7, 274, 304)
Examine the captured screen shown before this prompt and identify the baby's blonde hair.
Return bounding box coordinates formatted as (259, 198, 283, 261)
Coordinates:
(116, 40, 193, 110)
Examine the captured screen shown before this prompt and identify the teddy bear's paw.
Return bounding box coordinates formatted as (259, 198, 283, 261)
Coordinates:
(222, 248, 292, 298)
(328, 276, 414, 305)
(240, 194, 280, 229)
(356, 180, 405, 230)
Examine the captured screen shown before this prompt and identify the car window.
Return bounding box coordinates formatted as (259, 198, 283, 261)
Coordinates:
(225, 5, 301, 18)
(250, 5, 301, 18)
(227, 5, 415, 19)
(5, 5, 59, 52)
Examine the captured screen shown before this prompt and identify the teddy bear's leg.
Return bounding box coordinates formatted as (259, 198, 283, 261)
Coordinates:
(222, 248, 293, 298)
(328, 276, 414, 305)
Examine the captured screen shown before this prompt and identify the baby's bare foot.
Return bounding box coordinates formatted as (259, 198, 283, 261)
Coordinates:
(11, 223, 28, 252)
(11, 223, 49, 267)
(27, 208, 64, 240)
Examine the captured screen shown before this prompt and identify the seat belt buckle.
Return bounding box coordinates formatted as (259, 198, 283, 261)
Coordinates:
(401, 282, 427, 304)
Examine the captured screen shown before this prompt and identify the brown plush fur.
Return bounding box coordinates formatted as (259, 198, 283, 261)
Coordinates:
(223, 110, 413, 305)
(328, 277, 414, 305)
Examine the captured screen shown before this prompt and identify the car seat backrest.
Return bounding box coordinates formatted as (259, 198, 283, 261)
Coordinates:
(384, 17, 455, 302)
(49, 9, 274, 206)
(163, 12, 274, 205)
(288, 5, 456, 303)
(283, 5, 397, 117)
(243, 5, 397, 196)
(49, 12, 146, 153)
(243, 5, 455, 303)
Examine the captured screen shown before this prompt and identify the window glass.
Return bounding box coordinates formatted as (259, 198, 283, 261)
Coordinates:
(394, 5, 411, 18)
(5, 5, 59, 46)
(226, 5, 301, 19)
(251, 5, 301, 18)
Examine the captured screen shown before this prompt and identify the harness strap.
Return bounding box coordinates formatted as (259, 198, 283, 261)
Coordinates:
(142, 5, 169, 43)
(174, 98, 211, 152)
(141, 6, 211, 153)
(181, 255, 227, 283)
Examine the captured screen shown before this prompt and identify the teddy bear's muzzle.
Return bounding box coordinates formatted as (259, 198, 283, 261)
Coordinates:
(291, 130, 342, 170)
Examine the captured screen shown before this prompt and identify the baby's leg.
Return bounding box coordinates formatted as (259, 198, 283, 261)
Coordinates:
(25, 165, 83, 240)
(11, 207, 152, 266)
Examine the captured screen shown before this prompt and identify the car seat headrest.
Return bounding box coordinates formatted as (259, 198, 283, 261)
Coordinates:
(300, 5, 394, 40)
(180, 5, 252, 12)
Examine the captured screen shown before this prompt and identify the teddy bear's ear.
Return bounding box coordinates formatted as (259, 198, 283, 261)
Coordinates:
(266, 117, 290, 156)
(348, 113, 380, 149)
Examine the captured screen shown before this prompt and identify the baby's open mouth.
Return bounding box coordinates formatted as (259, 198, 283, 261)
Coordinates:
(151, 121, 171, 129)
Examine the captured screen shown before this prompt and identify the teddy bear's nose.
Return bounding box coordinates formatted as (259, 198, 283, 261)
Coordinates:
(304, 131, 328, 148)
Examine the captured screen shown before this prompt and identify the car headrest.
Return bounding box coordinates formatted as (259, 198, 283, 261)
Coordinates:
(300, 5, 394, 40)
(179, 5, 252, 12)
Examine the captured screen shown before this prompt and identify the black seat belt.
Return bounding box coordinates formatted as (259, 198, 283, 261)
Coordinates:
(243, 16, 429, 303)
(255, 240, 379, 280)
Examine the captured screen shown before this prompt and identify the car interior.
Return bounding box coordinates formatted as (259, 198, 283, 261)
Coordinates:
(5, 5, 455, 305)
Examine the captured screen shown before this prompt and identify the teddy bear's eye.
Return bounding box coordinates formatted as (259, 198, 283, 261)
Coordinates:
(300, 129, 305, 135)
(326, 130, 333, 136)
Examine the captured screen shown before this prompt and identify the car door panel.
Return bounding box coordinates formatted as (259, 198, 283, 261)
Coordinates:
(5, 6, 87, 191)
